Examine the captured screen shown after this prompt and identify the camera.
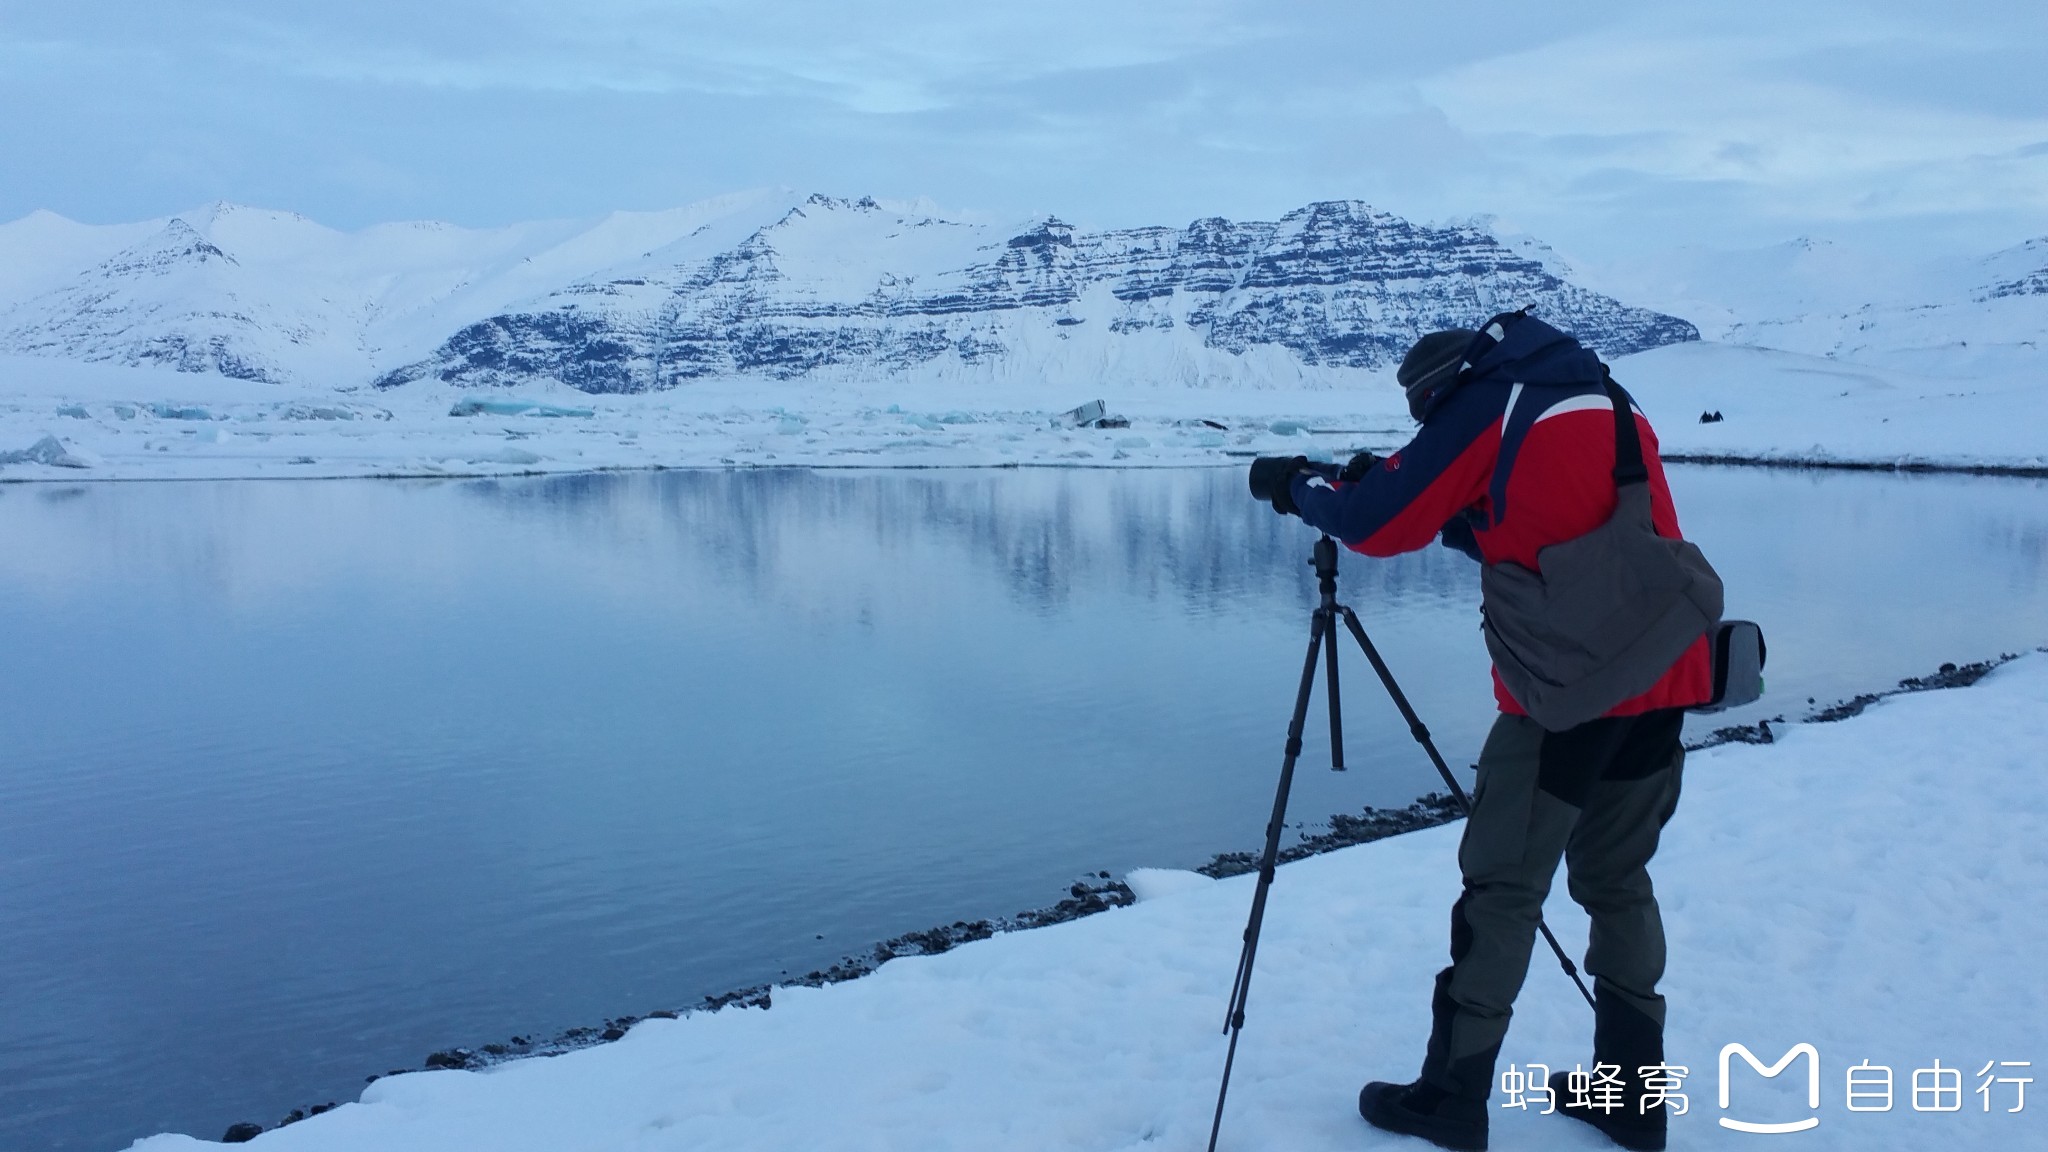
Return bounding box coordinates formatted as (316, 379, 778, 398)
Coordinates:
(1246, 453, 1374, 508)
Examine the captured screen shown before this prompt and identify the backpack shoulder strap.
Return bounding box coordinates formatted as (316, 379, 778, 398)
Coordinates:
(1604, 369, 1648, 486)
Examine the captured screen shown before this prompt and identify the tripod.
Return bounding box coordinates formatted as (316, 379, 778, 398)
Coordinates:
(1205, 535, 1594, 1152)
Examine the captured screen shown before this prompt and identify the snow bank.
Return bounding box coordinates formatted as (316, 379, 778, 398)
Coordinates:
(1623, 342, 2048, 472)
(129, 653, 2048, 1150)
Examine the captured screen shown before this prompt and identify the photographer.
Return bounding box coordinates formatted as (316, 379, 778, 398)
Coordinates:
(1249, 313, 1712, 1152)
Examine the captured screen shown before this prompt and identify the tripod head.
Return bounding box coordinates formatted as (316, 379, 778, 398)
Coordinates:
(1311, 534, 1339, 586)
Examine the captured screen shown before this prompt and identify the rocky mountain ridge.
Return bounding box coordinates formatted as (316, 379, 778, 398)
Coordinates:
(374, 196, 1699, 393)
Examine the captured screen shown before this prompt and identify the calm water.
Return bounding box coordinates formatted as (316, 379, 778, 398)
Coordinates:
(3, 466, 2046, 1150)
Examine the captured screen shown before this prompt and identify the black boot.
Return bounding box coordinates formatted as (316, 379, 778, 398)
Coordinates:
(1545, 989, 1670, 1149)
(1546, 1070, 1666, 1151)
(1358, 1079, 1488, 1152)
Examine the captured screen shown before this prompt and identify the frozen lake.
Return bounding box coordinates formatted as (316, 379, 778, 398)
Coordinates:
(3, 465, 2047, 1150)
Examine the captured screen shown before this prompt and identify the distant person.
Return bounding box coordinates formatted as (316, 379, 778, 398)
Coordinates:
(1249, 312, 1718, 1152)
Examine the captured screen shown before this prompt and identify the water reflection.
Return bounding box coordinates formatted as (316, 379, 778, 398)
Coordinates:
(446, 467, 1483, 615)
(0, 465, 2044, 1151)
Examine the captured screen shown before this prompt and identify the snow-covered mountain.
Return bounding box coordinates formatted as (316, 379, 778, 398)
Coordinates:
(374, 196, 1697, 393)
(0, 191, 820, 389)
(0, 194, 1696, 393)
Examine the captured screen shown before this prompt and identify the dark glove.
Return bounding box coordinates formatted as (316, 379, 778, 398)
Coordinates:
(1338, 451, 1380, 482)
(1247, 455, 1310, 516)
(1438, 512, 1483, 562)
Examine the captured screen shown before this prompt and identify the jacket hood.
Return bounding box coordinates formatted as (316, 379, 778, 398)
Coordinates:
(1418, 312, 1607, 419)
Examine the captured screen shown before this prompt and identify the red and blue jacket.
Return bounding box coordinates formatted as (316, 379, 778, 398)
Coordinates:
(1289, 314, 1712, 718)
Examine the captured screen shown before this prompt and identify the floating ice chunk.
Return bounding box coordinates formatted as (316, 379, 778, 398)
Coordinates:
(281, 403, 357, 421)
(1125, 868, 1216, 903)
(1193, 431, 1226, 448)
(451, 398, 534, 417)
(56, 404, 89, 419)
(149, 403, 215, 420)
(1053, 400, 1106, 428)
(194, 426, 233, 444)
(467, 448, 545, 465)
(905, 414, 947, 431)
(448, 399, 594, 419)
(0, 435, 94, 468)
(775, 416, 806, 435)
(1267, 419, 1307, 436)
(110, 404, 137, 420)
(1116, 436, 1151, 450)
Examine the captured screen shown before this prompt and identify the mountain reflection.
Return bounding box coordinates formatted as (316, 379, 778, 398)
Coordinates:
(457, 467, 1480, 615)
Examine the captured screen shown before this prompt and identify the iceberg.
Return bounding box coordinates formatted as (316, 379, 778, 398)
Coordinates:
(148, 403, 215, 421)
(0, 435, 93, 468)
(466, 448, 544, 466)
(448, 399, 594, 419)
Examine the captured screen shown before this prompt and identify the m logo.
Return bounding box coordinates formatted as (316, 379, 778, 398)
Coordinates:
(1719, 1043, 1822, 1134)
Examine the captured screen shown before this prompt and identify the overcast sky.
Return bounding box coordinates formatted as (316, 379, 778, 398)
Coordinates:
(4, 1, 2044, 263)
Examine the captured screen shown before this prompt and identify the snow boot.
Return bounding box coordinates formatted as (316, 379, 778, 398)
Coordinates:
(1357, 1079, 1488, 1151)
(1545, 1070, 1666, 1151)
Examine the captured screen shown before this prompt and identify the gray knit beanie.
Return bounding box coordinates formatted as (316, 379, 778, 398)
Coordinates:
(1398, 328, 1477, 422)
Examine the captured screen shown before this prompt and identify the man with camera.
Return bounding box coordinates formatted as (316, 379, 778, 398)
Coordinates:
(1247, 311, 1718, 1152)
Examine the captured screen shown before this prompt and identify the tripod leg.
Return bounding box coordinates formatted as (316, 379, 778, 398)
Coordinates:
(1325, 615, 1344, 771)
(1222, 608, 1324, 1030)
(1336, 606, 1597, 1011)
(1209, 610, 1326, 1152)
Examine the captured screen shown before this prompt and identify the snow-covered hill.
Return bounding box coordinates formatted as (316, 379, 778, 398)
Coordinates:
(0, 194, 1695, 393)
(1581, 234, 2048, 377)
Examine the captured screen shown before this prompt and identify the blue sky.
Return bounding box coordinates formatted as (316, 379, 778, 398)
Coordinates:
(4, 1, 2045, 261)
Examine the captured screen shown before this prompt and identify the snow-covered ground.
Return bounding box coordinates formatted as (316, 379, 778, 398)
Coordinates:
(1617, 341, 2048, 471)
(130, 652, 2048, 1150)
(3, 336, 2045, 481)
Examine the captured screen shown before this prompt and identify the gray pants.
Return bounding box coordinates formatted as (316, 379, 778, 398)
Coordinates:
(1421, 708, 1685, 1102)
